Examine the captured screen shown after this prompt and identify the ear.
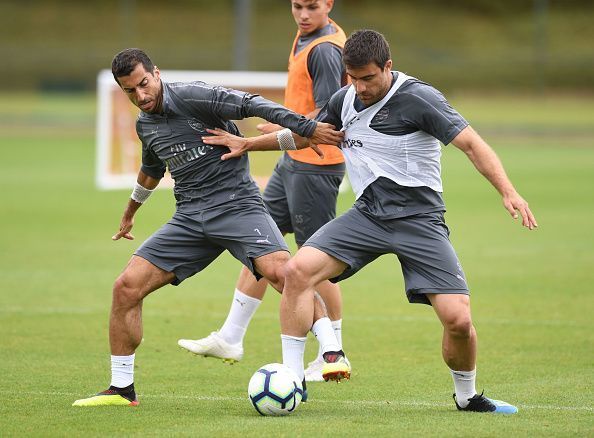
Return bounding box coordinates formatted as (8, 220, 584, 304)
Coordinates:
(153, 66, 161, 79)
(384, 59, 393, 72)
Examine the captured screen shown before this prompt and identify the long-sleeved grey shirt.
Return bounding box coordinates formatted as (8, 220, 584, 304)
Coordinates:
(136, 81, 317, 209)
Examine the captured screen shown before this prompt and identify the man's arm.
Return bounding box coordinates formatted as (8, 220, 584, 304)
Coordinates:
(112, 170, 162, 241)
(451, 126, 538, 230)
(204, 86, 318, 138)
(202, 121, 343, 161)
(308, 42, 345, 108)
(257, 108, 321, 134)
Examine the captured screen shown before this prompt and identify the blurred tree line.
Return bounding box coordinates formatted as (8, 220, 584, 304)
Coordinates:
(1, 0, 592, 93)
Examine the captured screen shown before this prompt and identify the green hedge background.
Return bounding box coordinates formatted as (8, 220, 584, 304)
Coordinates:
(2, 0, 593, 92)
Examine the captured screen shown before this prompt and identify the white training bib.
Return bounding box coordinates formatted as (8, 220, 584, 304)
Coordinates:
(340, 71, 443, 198)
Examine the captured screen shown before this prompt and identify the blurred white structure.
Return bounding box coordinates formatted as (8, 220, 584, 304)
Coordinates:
(96, 69, 287, 190)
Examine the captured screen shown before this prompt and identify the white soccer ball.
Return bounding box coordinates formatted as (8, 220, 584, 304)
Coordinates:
(248, 363, 303, 416)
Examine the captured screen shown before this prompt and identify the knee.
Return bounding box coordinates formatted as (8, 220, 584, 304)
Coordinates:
(284, 258, 314, 291)
(112, 273, 143, 308)
(268, 266, 285, 291)
(259, 258, 289, 289)
(443, 314, 474, 339)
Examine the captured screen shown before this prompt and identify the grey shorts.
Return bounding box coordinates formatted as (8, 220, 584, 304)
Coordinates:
(135, 198, 289, 285)
(304, 207, 469, 305)
(263, 154, 345, 246)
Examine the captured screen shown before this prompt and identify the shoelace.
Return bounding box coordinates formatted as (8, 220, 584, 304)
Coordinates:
(454, 390, 496, 411)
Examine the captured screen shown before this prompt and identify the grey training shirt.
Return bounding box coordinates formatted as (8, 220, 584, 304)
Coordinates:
(137, 81, 317, 210)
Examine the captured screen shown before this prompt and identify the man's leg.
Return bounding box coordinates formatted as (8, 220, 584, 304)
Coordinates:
(280, 247, 347, 382)
(226, 265, 345, 359)
(253, 241, 346, 381)
(253, 250, 335, 322)
(177, 250, 289, 363)
(177, 266, 268, 362)
(427, 293, 476, 372)
(305, 279, 346, 381)
(218, 266, 268, 344)
(236, 265, 268, 300)
(229, 254, 344, 355)
(427, 293, 517, 414)
(179, 248, 342, 364)
(315, 280, 342, 322)
(110, 256, 176, 355)
(74, 256, 174, 407)
(255, 249, 340, 353)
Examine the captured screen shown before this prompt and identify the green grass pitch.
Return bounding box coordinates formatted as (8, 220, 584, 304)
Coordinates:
(0, 92, 592, 436)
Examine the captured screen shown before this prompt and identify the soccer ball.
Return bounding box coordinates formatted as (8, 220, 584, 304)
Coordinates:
(248, 363, 303, 416)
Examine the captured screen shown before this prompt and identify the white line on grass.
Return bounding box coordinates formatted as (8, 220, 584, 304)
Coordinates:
(0, 307, 587, 328)
(6, 390, 592, 412)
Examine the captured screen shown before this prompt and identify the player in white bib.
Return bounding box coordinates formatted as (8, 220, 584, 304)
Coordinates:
(203, 30, 538, 414)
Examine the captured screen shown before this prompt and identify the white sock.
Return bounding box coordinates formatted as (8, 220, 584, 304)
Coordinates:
(111, 354, 135, 388)
(331, 319, 343, 350)
(313, 319, 343, 362)
(315, 339, 324, 362)
(450, 368, 477, 408)
(218, 289, 261, 345)
(281, 334, 306, 381)
(311, 317, 340, 356)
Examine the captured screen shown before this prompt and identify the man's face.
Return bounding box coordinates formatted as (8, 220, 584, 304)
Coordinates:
(346, 60, 393, 107)
(291, 0, 333, 35)
(117, 63, 161, 113)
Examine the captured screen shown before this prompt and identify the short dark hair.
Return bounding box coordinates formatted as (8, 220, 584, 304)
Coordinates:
(111, 48, 155, 85)
(343, 29, 391, 69)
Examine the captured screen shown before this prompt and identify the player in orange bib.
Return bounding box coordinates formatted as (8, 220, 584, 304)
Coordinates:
(178, 0, 351, 385)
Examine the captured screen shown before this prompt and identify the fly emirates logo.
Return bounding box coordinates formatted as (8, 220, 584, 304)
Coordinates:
(165, 142, 214, 170)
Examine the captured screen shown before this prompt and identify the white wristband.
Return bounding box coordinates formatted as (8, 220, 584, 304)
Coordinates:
(276, 128, 297, 151)
(131, 182, 154, 204)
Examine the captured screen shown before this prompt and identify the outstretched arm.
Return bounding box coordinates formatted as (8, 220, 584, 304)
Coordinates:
(451, 126, 538, 230)
(203, 121, 343, 161)
(257, 109, 322, 135)
(112, 170, 161, 241)
(205, 87, 319, 138)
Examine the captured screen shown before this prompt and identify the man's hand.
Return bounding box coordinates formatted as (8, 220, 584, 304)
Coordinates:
(256, 122, 282, 134)
(203, 124, 342, 161)
(255, 123, 323, 156)
(203, 128, 249, 160)
(310, 122, 343, 147)
(112, 216, 135, 241)
(502, 191, 538, 230)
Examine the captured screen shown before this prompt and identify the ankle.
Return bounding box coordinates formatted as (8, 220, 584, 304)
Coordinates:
(322, 350, 345, 362)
